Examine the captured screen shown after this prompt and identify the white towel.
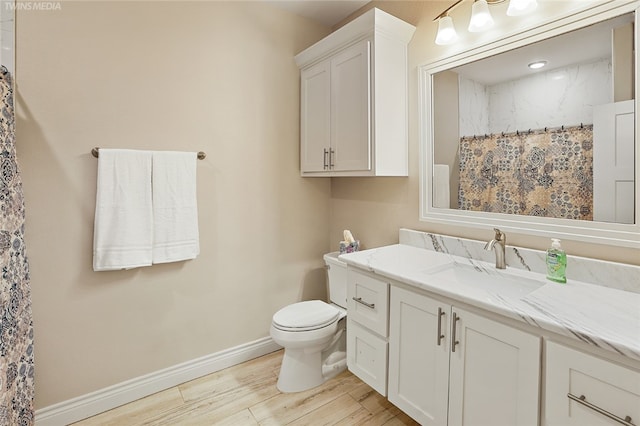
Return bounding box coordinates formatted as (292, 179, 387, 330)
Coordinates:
(151, 151, 200, 264)
(93, 149, 153, 271)
(433, 164, 450, 209)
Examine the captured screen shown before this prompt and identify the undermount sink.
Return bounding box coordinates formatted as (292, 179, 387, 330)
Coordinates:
(424, 261, 546, 297)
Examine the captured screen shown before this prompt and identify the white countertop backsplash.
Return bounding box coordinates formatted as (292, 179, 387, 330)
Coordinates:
(399, 228, 640, 294)
(340, 229, 640, 362)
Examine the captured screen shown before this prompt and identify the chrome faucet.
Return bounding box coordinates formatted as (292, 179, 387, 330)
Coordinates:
(484, 228, 506, 269)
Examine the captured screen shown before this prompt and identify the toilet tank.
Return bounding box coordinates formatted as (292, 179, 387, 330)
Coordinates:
(323, 252, 348, 309)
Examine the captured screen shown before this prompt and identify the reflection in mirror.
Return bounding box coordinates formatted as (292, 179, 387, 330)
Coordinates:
(432, 13, 635, 225)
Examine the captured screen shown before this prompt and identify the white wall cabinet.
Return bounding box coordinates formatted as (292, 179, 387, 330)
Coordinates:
(544, 341, 640, 426)
(295, 8, 415, 177)
(301, 40, 371, 173)
(387, 286, 541, 426)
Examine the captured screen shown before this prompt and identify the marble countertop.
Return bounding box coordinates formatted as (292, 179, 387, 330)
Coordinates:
(339, 244, 640, 362)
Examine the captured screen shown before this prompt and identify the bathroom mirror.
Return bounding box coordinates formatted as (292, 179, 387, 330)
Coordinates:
(420, 3, 640, 248)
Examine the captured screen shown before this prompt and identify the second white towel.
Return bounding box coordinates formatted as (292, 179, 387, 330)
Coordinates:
(152, 151, 200, 264)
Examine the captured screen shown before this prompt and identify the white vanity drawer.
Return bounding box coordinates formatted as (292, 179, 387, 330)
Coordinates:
(347, 268, 389, 337)
(347, 319, 388, 396)
(544, 341, 640, 426)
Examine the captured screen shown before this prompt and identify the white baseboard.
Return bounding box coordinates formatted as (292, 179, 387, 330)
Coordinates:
(35, 337, 281, 426)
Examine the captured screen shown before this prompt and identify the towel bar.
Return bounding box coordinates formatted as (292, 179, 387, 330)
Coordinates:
(91, 147, 206, 160)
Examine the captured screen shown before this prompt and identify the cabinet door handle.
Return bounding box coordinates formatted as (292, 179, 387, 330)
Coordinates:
(329, 148, 335, 169)
(323, 148, 329, 170)
(352, 297, 375, 309)
(567, 393, 635, 426)
(451, 312, 460, 352)
(437, 307, 445, 346)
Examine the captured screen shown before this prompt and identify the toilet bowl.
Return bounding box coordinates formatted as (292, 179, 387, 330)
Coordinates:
(270, 252, 348, 393)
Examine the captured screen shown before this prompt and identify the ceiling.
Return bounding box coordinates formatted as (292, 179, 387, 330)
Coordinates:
(263, 0, 370, 27)
(262, 2, 632, 86)
(453, 13, 634, 86)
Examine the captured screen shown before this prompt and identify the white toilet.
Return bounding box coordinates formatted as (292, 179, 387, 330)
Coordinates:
(270, 252, 348, 393)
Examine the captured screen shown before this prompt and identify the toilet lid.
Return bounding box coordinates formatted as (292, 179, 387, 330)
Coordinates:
(272, 300, 340, 332)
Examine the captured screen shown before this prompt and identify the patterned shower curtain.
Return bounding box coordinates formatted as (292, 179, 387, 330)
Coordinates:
(0, 66, 35, 424)
(458, 125, 594, 220)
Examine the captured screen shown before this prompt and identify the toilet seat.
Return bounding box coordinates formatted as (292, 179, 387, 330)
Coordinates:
(272, 300, 340, 332)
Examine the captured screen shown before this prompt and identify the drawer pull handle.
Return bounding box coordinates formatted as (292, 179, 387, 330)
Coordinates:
(451, 312, 460, 353)
(437, 307, 445, 346)
(352, 297, 375, 309)
(567, 393, 635, 426)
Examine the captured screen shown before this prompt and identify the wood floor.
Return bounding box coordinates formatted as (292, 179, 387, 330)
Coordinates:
(72, 350, 420, 425)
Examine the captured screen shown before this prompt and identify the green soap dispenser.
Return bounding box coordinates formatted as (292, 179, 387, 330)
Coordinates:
(546, 238, 567, 283)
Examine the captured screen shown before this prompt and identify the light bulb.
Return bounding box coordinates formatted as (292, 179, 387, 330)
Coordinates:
(507, 0, 538, 16)
(528, 61, 547, 69)
(468, 0, 494, 33)
(435, 16, 459, 45)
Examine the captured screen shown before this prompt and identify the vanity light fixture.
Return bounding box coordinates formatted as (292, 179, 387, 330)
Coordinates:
(434, 0, 538, 45)
(528, 60, 547, 69)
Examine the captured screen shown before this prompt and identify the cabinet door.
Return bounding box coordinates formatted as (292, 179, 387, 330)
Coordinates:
(388, 286, 451, 426)
(448, 307, 541, 426)
(300, 60, 330, 172)
(347, 319, 388, 396)
(331, 40, 371, 172)
(545, 341, 640, 426)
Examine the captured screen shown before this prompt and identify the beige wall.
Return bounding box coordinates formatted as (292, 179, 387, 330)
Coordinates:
(16, 1, 331, 409)
(331, 0, 640, 266)
(15, 0, 640, 413)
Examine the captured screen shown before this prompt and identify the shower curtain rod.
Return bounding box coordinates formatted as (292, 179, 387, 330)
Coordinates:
(91, 147, 206, 160)
(465, 123, 589, 140)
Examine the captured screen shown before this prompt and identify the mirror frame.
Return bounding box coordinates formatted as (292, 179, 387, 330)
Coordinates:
(419, 1, 640, 249)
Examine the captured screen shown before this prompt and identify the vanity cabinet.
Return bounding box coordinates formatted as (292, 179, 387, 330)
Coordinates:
(346, 268, 389, 395)
(388, 285, 541, 426)
(544, 341, 640, 426)
(295, 8, 415, 177)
